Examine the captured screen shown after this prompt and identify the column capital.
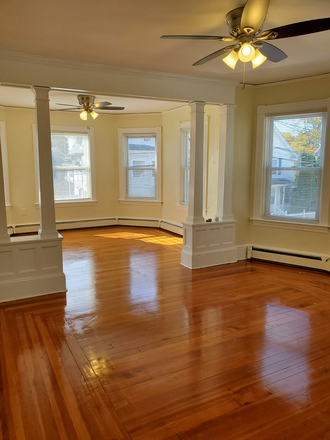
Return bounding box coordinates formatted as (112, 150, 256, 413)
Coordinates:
(32, 86, 51, 101)
(189, 101, 206, 111)
(219, 104, 237, 116)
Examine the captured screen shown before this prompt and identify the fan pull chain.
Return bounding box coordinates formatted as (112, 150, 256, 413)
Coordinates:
(242, 63, 246, 91)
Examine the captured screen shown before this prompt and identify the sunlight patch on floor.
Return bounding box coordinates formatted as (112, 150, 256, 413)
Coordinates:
(95, 231, 182, 246)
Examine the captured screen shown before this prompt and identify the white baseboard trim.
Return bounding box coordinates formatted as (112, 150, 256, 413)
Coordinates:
(13, 218, 118, 234)
(117, 217, 160, 228)
(12, 217, 183, 234)
(0, 273, 67, 303)
(159, 220, 183, 236)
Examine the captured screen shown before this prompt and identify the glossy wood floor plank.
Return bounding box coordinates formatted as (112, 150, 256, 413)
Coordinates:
(2, 226, 330, 439)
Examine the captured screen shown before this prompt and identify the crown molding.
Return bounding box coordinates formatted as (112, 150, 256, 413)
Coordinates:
(0, 50, 239, 89)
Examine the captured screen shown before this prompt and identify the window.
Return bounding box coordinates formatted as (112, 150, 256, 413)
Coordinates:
(118, 127, 161, 204)
(33, 125, 95, 205)
(181, 127, 190, 206)
(177, 118, 209, 213)
(253, 99, 330, 228)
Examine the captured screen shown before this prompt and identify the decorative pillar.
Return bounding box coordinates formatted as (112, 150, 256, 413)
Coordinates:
(33, 86, 58, 239)
(216, 104, 236, 221)
(181, 102, 237, 270)
(0, 141, 10, 243)
(186, 101, 205, 225)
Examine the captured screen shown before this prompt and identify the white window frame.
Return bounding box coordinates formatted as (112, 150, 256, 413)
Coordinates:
(33, 125, 96, 206)
(0, 122, 10, 209)
(177, 117, 209, 215)
(118, 127, 162, 205)
(253, 99, 330, 232)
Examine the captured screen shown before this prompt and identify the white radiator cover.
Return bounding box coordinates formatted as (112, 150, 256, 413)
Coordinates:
(251, 245, 330, 272)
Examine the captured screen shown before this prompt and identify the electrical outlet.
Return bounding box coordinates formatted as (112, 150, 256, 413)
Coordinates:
(22, 208, 27, 215)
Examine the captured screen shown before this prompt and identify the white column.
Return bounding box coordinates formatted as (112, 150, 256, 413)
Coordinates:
(186, 101, 205, 225)
(33, 86, 58, 239)
(216, 104, 236, 222)
(0, 141, 10, 243)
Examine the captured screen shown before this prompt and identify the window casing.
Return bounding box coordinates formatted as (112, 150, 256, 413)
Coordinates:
(33, 125, 96, 205)
(118, 127, 161, 204)
(253, 99, 330, 229)
(0, 122, 10, 208)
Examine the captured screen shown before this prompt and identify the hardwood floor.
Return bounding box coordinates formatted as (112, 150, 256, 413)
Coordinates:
(2, 226, 330, 439)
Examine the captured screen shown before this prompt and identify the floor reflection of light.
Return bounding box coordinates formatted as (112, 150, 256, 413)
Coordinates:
(129, 252, 159, 312)
(63, 252, 97, 315)
(263, 303, 310, 404)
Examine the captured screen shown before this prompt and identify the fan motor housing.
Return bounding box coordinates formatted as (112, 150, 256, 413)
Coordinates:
(78, 95, 95, 109)
(226, 7, 244, 37)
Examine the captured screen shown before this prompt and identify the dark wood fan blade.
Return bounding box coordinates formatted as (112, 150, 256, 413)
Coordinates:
(241, 0, 270, 32)
(262, 17, 330, 39)
(259, 41, 287, 62)
(97, 106, 125, 110)
(161, 35, 234, 41)
(193, 45, 236, 66)
(93, 101, 112, 109)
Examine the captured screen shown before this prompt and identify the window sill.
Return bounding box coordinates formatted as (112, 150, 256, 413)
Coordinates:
(176, 204, 188, 211)
(36, 200, 97, 208)
(119, 199, 162, 206)
(251, 218, 329, 233)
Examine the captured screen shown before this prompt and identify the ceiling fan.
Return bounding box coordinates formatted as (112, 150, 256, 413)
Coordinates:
(55, 95, 125, 120)
(161, 0, 330, 69)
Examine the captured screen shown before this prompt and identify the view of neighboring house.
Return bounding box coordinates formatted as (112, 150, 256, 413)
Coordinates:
(127, 136, 156, 198)
(270, 125, 298, 217)
(51, 134, 89, 200)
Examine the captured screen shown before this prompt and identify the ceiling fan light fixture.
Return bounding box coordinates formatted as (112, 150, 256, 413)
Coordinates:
(79, 110, 88, 121)
(222, 50, 239, 69)
(90, 110, 99, 119)
(238, 43, 256, 62)
(252, 49, 267, 68)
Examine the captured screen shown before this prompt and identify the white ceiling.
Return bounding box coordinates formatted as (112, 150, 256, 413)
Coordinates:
(0, 0, 330, 109)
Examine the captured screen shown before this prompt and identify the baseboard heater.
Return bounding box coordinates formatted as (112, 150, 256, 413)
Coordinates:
(251, 246, 330, 272)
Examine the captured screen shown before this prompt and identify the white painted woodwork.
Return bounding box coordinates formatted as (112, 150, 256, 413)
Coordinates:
(216, 104, 236, 222)
(181, 221, 238, 269)
(0, 139, 10, 243)
(33, 86, 58, 239)
(186, 101, 205, 225)
(0, 234, 66, 303)
(181, 103, 238, 269)
(0, 52, 236, 106)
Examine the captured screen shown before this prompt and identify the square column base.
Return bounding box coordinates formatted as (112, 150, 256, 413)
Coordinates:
(181, 221, 238, 269)
(0, 233, 66, 303)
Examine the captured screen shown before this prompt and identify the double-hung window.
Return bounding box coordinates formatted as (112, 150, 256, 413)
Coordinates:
(118, 128, 161, 204)
(177, 118, 208, 213)
(34, 125, 95, 204)
(253, 99, 330, 228)
(180, 123, 190, 206)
